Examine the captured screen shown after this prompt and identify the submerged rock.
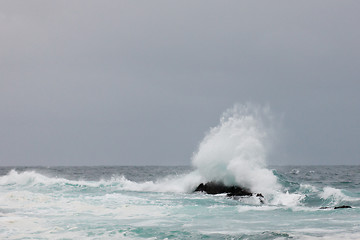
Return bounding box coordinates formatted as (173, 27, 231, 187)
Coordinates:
(334, 205, 352, 209)
(320, 205, 352, 210)
(194, 182, 264, 203)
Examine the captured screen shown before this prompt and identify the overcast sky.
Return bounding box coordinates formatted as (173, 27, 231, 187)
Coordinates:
(1, 1, 359, 166)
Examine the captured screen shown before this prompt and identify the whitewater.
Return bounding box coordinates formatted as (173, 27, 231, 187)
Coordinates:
(1, 104, 359, 239)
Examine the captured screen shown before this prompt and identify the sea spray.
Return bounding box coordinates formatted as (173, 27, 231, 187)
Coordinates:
(191, 104, 279, 195)
(1, 104, 281, 198)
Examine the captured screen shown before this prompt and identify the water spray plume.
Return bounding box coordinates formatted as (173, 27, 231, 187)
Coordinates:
(191, 103, 279, 194)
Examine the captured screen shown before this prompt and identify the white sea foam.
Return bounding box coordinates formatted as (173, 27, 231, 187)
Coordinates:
(0, 169, 50, 186)
(0, 169, 104, 188)
(1, 165, 359, 239)
(0, 169, 308, 211)
(191, 103, 279, 195)
(0, 169, 201, 196)
(320, 187, 345, 201)
(0, 104, 281, 198)
(115, 171, 203, 193)
(4, 105, 353, 212)
(319, 186, 360, 204)
(300, 184, 318, 193)
(269, 191, 305, 207)
(237, 205, 280, 213)
(0, 104, 287, 202)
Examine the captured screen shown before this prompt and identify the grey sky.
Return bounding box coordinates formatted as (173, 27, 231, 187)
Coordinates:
(1, 1, 359, 166)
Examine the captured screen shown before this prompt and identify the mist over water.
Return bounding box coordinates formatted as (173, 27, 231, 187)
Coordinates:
(192, 104, 279, 195)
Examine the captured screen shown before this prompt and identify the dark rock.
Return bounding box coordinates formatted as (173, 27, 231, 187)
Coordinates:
(334, 205, 352, 209)
(194, 182, 265, 203)
(256, 193, 264, 198)
(194, 181, 256, 197)
(320, 205, 352, 210)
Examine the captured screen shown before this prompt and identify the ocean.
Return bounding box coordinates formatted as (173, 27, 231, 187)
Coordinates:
(0, 165, 359, 240)
(1, 105, 359, 239)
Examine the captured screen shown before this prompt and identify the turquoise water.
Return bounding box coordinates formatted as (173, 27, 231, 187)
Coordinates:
(0, 166, 359, 239)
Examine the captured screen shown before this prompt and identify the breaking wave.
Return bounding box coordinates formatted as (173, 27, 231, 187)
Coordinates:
(1, 104, 358, 209)
(1, 168, 358, 209)
(191, 103, 279, 195)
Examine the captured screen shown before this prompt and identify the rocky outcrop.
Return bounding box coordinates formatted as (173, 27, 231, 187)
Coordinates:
(194, 182, 264, 202)
(194, 182, 252, 196)
(334, 205, 352, 209)
(320, 205, 352, 210)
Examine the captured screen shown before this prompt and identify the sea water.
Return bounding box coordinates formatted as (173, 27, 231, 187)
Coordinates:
(0, 166, 359, 239)
(1, 104, 359, 239)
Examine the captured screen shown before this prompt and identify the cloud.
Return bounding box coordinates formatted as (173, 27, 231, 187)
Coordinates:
(1, 1, 360, 165)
